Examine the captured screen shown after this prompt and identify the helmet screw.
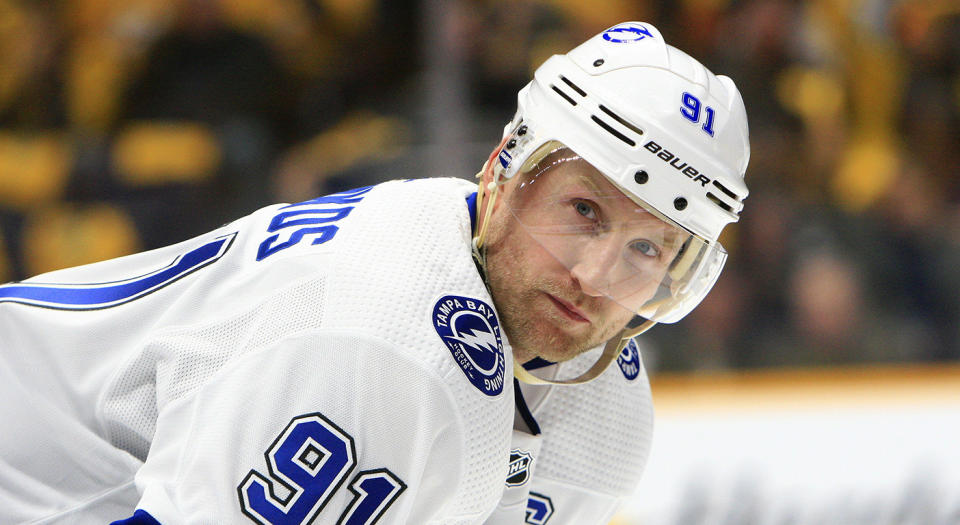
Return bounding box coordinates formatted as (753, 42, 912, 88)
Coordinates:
(674, 197, 688, 211)
(506, 138, 517, 149)
(593, 58, 605, 67)
(634, 170, 648, 184)
(517, 125, 528, 136)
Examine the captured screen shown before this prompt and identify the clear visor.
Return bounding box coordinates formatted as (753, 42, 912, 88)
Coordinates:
(503, 142, 727, 323)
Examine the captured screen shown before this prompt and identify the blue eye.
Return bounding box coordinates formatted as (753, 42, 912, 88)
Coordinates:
(574, 200, 596, 219)
(630, 239, 660, 258)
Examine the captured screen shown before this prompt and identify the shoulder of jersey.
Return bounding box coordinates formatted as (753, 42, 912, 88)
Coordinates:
(316, 178, 508, 391)
(200, 177, 507, 402)
(319, 177, 515, 516)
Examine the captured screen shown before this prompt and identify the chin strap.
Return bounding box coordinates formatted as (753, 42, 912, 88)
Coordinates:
(473, 170, 499, 246)
(512, 319, 657, 385)
(471, 160, 503, 279)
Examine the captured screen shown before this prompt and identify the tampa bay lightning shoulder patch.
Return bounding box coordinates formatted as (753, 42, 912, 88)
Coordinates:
(432, 295, 505, 396)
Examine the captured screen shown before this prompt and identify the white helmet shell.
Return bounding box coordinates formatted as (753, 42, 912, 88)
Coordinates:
(497, 21, 750, 244)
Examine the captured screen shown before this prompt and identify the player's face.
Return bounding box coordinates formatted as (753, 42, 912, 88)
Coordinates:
(482, 151, 680, 364)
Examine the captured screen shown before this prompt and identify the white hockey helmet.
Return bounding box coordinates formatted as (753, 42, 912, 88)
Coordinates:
(489, 21, 750, 325)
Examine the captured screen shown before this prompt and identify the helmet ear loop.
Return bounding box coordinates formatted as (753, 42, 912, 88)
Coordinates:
(475, 121, 551, 248)
(473, 140, 567, 265)
(473, 135, 513, 268)
(474, 176, 501, 253)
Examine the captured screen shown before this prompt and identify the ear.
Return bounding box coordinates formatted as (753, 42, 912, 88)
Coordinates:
(481, 134, 512, 187)
(476, 134, 513, 231)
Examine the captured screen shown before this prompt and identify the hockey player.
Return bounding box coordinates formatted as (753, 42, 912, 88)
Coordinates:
(0, 22, 748, 524)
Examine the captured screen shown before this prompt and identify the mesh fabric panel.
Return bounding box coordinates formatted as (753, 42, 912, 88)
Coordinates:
(101, 278, 326, 461)
(533, 345, 654, 496)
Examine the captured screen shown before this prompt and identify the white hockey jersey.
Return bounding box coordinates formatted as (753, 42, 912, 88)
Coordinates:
(0, 177, 652, 524)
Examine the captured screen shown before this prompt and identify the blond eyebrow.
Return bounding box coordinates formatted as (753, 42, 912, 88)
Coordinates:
(576, 171, 604, 195)
(662, 232, 683, 254)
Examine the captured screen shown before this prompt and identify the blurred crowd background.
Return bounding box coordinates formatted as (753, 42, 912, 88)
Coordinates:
(0, 0, 957, 371)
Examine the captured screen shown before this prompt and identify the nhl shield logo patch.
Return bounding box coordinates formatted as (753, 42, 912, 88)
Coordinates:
(617, 338, 641, 381)
(433, 295, 505, 396)
(506, 449, 534, 487)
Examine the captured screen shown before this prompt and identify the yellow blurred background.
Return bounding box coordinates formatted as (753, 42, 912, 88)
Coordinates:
(0, 1, 958, 521)
(0, 0, 957, 369)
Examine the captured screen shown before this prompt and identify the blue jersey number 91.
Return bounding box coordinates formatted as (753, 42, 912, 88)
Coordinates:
(239, 413, 406, 525)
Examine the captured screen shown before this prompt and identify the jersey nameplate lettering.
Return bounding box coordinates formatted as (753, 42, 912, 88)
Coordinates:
(256, 186, 373, 261)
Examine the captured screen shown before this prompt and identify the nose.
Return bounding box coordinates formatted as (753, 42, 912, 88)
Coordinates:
(571, 267, 605, 297)
(569, 239, 620, 297)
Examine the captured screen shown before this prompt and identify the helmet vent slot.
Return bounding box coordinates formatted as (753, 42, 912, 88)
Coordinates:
(560, 76, 587, 97)
(712, 180, 741, 201)
(550, 85, 579, 107)
(599, 105, 644, 137)
(590, 115, 636, 147)
(707, 192, 736, 214)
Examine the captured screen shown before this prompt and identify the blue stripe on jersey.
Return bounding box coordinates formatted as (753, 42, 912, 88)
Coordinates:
(0, 232, 236, 310)
(466, 192, 478, 233)
(513, 378, 541, 436)
(110, 509, 162, 525)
